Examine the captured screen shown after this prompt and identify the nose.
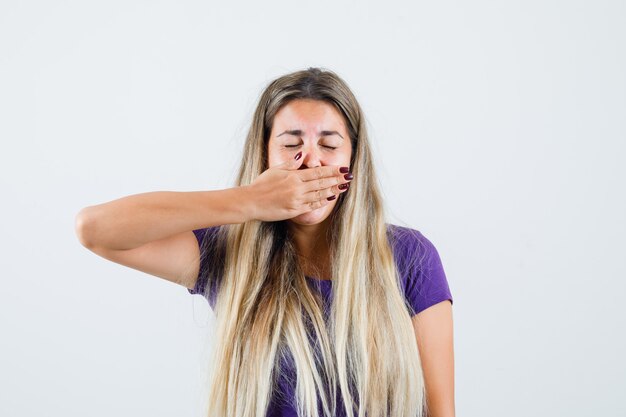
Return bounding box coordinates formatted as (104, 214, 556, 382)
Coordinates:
(300, 145, 322, 168)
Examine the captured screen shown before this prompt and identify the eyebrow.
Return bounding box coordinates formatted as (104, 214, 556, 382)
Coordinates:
(277, 129, 344, 140)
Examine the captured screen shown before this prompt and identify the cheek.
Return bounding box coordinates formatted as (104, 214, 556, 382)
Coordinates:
(266, 147, 278, 167)
(340, 145, 352, 164)
(267, 146, 293, 167)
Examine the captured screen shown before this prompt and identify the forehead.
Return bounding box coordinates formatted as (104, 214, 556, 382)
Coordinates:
(271, 99, 347, 133)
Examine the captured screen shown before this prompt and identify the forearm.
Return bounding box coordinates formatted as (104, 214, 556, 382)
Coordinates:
(75, 186, 255, 250)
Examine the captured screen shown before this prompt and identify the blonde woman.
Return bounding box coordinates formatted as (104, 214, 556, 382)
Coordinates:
(75, 67, 455, 417)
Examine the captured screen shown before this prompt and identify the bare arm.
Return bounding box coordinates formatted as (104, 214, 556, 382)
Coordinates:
(75, 187, 254, 250)
(74, 187, 256, 290)
(412, 300, 455, 417)
(73, 161, 349, 290)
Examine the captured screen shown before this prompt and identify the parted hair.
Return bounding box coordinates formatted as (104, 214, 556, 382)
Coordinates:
(196, 67, 427, 417)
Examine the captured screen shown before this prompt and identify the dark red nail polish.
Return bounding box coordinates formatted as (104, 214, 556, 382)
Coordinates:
(338, 183, 348, 190)
(344, 173, 353, 180)
(295, 151, 302, 160)
(340, 166, 349, 173)
(327, 195, 337, 201)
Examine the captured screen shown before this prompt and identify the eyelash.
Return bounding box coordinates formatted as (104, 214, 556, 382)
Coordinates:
(285, 145, 337, 150)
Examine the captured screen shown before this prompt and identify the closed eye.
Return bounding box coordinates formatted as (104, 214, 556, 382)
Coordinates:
(285, 145, 337, 150)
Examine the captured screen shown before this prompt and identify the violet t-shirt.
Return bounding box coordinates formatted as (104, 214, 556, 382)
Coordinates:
(187, 223, 453, 417)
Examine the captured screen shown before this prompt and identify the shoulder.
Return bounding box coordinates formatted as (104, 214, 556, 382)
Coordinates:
(385, 223, 454, 316)
(193, 225, 223, 246)
(188, 225, 228, 308)
(386, 223, 432, 265)
(193, 225, 227, 273)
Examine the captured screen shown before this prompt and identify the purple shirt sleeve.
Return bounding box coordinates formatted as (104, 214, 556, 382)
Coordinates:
(390, 225, 454, 316)
(187, 226, 224, 309)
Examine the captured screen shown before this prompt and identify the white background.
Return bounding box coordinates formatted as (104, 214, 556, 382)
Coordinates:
(1, 0, 624, 415)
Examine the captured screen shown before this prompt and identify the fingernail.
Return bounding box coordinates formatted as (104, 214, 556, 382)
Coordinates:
(338, 183, 348, 190)
(327, 195, 337, 201)
(340, 166, 349, 173)
(344, 173, 353, 180)
(295, 151, 302, 160)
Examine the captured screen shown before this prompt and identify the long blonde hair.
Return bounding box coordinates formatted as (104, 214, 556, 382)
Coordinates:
(199, 67, 426, 417)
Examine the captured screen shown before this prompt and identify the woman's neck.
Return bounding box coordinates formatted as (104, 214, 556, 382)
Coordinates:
(288, 218, 332, 279)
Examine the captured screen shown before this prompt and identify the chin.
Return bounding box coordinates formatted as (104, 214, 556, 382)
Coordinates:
(289, 203, 334, 225)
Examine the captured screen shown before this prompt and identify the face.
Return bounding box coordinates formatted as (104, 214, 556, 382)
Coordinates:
(267, 98, 353, 226)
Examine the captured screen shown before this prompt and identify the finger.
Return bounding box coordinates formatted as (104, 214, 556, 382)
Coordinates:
(302, 185, 339, 204)
(304, 197, 330, 212)
(298, 165, 349, 182)
(277, 151, 305, 170)
(302, 175, 351, 194)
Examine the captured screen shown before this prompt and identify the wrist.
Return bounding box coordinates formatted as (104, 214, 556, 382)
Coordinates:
(236, 184, 258, 222)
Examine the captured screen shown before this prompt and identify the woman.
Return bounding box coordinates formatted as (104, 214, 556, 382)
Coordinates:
(75, 67, 455, 417)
